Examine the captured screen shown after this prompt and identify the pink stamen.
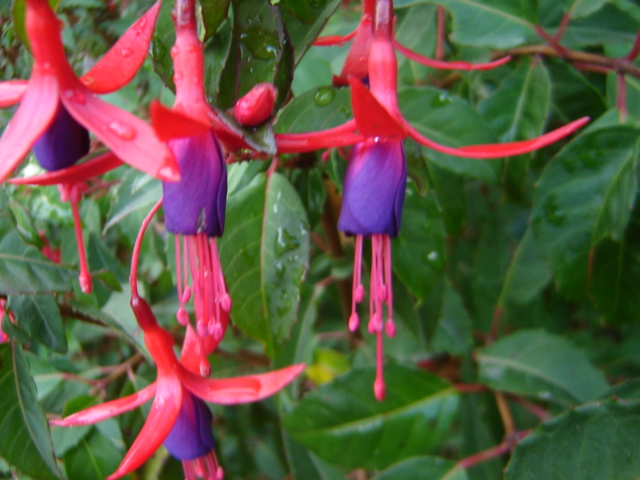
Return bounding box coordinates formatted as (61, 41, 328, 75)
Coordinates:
(62, 183, 92, 294)
(374, 331, 385, 401)
(349, 235, 364, 331)
(383, 235, 395, 337)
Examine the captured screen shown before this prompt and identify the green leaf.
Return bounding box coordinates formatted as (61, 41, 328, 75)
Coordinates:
(399, 86, 502, 183)
(282, 431, 345, 480)
(216, 0, 293, 110)
(567, 0, 609, 19)
(8, 295, 67, 353)
(431, 284, 473, 355)
(283, 364, 459, 470)
(0, 191, 74, 295)
(63, 428, 125, 480)
(375, 456, 468, 480)
(563, 4, 640, 47)
(477, 329, 609, 405)
(279, 0, 342, 64)
(219, 172, 310, 356)
(531, 126, 639, 299)
(274, 86, 352, 134)
(395, 0, 537, 49)
(0, 343, 63, 480)
(479, 60, 551, 143)
(391, 186, 446, 301)
(201, 0, 230, 40)
(505, 400, 640, 480)
(104, 169, 161, 233)
(498, 227, 551, 307)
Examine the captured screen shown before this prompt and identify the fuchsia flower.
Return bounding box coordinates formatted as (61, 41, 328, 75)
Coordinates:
(4, 0, 179, 293)
(51, 201, 305, 480)
(278, 0, 589, 400)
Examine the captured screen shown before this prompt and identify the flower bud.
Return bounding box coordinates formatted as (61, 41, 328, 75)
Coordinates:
(233, 82, 277, 127)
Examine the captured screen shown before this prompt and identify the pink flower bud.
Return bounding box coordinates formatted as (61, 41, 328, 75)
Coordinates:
(233, 83, 277, 127)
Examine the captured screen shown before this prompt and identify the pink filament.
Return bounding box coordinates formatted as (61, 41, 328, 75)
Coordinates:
(349, 235, 364, 332)
(176, 233, 231, 373)
(61, 183, 92, 294)
(182, 450, 224, 480)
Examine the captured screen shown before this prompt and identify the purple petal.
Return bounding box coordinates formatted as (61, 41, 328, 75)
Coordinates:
(163, 392, 216, 461)
(33, 102, 90, 171)
(163, 131, 227, 237)
(338, 139, 406, 237)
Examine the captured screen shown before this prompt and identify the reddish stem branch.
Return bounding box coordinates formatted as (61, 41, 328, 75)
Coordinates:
(457, 441, 511, 470)
(502, 44, 640, 79)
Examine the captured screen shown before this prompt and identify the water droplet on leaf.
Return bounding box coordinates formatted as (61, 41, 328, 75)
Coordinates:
(315, 87, 335, 106)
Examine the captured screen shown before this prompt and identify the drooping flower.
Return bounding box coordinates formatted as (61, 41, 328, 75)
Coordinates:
(50, 201, 305, 480)
(276, 0, 589, 400)
(3, 0, 179, 293)
(0, 0, 178, 183)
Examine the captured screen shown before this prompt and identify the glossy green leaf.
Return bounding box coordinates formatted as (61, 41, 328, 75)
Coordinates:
(479, 60, 551, 143)
(201, 0, 230, 40)
(375, 456, 468, 480)
(8, 295, 67, 353)
(279, 0, 342, 64)
(219, 172, 310, 356)
(399, 86, 502, 182)
(531, 126, 639, 299)
(274, 86, 352, 134)
(104, 169, 161, 233)
(282, 431, 345, 480)
(392, 187, 446, 301)
(498, 227, 551, 306)
(0, 192, 74, 295)
(216, 0, 293, 110)
(283, 364, 459, 470)
(563, 4, 640, 47)
(505, 400, 640, 480)
(0, 343, 62, 480)
(63, 428, 124, 480)
(589, 206, 640, 323)
(395, 0, 537, 49)
(477, 330, 609, 404)
(431, 283, 473, 355)
(567, 0, 609, 19)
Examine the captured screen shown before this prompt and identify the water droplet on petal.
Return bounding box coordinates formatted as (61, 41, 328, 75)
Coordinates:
(171, 46, 180, 58)
(64, 89, 86, 104)
(120, 48, 133, 57)
(106, 120, 136, 140)
(83, 76, 95, 86)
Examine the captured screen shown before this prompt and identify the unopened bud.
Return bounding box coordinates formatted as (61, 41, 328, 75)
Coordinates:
(233, 83, 277, 127)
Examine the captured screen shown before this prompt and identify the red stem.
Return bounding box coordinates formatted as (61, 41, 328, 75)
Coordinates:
(436, 6, 445, 60)
(626, 29, 640, 61)
(130, 199, 163, 297)
(457, 442, 511, 469)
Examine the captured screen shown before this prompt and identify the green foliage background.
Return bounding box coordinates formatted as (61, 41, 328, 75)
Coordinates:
(2, 0, 640, 479)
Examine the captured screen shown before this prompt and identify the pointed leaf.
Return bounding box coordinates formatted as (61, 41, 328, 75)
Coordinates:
(391, 187, 446, 301)
(375, 456, 468, 480)
(0, 191, 74, 295)
(477, 330, 609, 405)
(431, 284, 473, 355)
(283, 364, 459, 470)
(218, 173, 310, 356)
(81, 2, 161, 93)
(531, 126, 639, 299)
(63, 428, 126, 480)
(395, 0, 537, 48)
(104, 169, 161, 233)
(398, 86, 501, 182)
(478, 60, 551, 143)
(274, 86, 352, 134)
(8, 295, 67, 353)
(505, 400, 640, 480)
(0, 343, 62, 480)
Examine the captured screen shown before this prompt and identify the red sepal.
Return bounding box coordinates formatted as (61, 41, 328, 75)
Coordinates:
(50, 383, 156, 427)
(8, 151, 123, 186)
(181, 363, 306, 404)
(150, 100, 212, 140)
(61, 92, 180, 181)
(275, 120, 363, 153)
(0, 72, 58, 183)
(81, 2, 161, 94)
(0, 80, 28, 107)
(106, 376, 182, 480)
(405, 117, 590, 158)
(349, 77, 405, 138)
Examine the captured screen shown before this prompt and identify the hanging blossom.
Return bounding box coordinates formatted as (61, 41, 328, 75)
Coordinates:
(276, 0, 589, 400)
(3, 0, 179, 293)
(51, 200, 305, 480)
